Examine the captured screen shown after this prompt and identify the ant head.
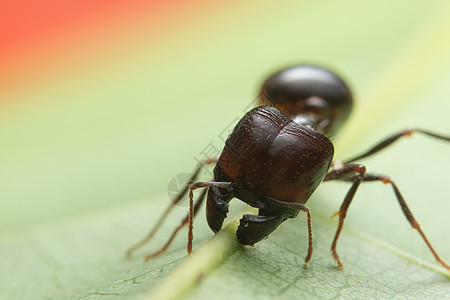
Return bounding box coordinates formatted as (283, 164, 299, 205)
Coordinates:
(258, 65, 353, 135)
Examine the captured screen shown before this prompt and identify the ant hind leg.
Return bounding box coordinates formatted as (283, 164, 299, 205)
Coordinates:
(324, 164, 450, 270)
(344, 129, 450, 163)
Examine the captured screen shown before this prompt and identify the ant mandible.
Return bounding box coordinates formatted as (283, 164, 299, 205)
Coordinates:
(127, 65, 450, 270)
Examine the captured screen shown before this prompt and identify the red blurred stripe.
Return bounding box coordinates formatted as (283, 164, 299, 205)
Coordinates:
(0, 0, 204, 51)
(0, 0, 122, 48)
(0, 0, 223, 98)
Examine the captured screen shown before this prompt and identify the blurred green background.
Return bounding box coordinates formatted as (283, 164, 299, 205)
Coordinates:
(1, 0, 450, 298)
(2, 0, 449, 234)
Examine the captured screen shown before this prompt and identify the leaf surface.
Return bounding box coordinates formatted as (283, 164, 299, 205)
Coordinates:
(1, 1, 450, 300)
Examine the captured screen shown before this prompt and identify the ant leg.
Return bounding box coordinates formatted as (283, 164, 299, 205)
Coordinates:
(126, 158, 216, 258)
(323, 164, 367, 268)
(188, 181, 232, 254)
(144, 188, 208, 260)
(344, 129, 450, 163)
(359, 173, 449, 271)
(324, 165, 450, 270)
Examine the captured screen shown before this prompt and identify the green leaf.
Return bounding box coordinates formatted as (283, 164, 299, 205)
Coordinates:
(1, 1, 450, 300)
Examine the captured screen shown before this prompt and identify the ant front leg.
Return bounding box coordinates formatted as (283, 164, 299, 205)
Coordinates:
(144, 188, 208, 261)
(324, 164, 450, 271)
(126, 158, 216, 259)
(144, 180, 231, 260)
(188, 181, 232, 254)
(344, 129, 450, 163)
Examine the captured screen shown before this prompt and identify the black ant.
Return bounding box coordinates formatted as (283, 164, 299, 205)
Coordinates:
(127, 65, 450, 270)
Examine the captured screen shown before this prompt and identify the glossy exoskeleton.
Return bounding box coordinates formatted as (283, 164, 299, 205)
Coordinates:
(127, 65, 450, 270)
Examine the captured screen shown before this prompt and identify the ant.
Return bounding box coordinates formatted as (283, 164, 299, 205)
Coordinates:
(127, 65, 450, 270)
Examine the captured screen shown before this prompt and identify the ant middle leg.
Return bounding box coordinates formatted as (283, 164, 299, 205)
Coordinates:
(324, 165, 450, 270)
(358, 173, 449, 271)
(126, 158, 216, 258)
(344, 129, 450, 163)
(323, 164, 366, 268)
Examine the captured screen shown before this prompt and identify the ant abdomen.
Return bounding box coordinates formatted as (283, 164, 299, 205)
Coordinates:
(259, 65, 353, 134)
